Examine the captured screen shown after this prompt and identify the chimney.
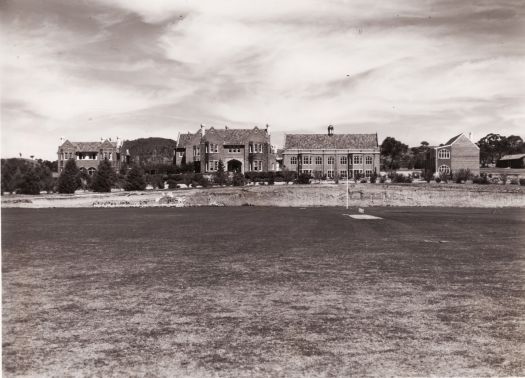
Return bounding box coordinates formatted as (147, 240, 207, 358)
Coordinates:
(59, 137, 64, 145)
(266, 123, 270, 135)
(225, 125, 228, 130)
(200, 124, 205, 136)
(469, 132, 473, 141)
(328, 125, 334, 136)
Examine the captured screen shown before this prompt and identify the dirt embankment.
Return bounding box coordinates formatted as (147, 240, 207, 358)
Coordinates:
(2, 184, 524, 208)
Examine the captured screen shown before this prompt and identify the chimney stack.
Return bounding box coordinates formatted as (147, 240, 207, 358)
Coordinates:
(200, 124, 205, 136)
(266, 123, 270, 135)
(328, 125, 334, 136)
(469, 132, 473, 141)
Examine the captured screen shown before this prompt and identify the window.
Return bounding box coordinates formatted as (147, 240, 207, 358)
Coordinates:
(109, 152, 112, 161)
(271, 163, 275, 171)
(353, 155, 363, 165)
(302, 156, 311, 165)
(353, 169, 363, 177)
(365, 169, 373, 177)
(340, 156, 347, 165)
(253, 160, 262, 171)
(290, 156, 297, 165)
(438, 165, 451, 174)
(327, 157, 334, 165)
(327, 170, 334, 179)
(340, 170, 348, 178)
(88, 167, 96, 176)
(315, 156, 322, 165)
(228, 147, 241, 153)
(208, 160, 219, 171)
(209, 144, 218, 153)
(251, 144, 263, 153)
(438, 149, 450, 159)
(365, 156, 373, 165)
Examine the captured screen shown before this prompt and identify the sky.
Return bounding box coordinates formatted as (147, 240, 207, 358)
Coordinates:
(1, 0, 524, 160)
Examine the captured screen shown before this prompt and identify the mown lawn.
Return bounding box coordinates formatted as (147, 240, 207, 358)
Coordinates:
(2, 207, 524, 377)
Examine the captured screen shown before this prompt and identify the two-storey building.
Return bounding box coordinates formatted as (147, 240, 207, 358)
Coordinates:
(175, 125, 277, 173)
(426, 133, 480, 175)
(57, 138, 122, 175)
(282, 126, 381, 179)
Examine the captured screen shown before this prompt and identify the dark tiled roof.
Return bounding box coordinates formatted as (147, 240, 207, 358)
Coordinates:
(177, 132, 196, 148)
(444, 133, 463, 146)
(284, 134, 378, 149)
(177, 127, 269, 147)
(61, 140, 117, 151)
(204, 127, 268, 144)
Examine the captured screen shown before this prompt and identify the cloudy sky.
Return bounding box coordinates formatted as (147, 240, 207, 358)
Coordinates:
(2, 0, 524, 160)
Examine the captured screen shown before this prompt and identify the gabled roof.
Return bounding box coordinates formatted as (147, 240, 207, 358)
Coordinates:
(499, 154, 525, 161)
(177, 132, 197, 149)
(444, 134, 463, 146)
(284, 133, 378, 150)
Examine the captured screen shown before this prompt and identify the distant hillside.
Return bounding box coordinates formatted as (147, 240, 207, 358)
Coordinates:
(121, 137, 176, 166)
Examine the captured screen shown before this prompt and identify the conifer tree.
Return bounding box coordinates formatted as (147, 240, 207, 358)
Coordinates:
(124, 165, 146, 191)
(92, 159, 115, 192)
(214, 159, 226, 185)
(57, 159, 81, 194)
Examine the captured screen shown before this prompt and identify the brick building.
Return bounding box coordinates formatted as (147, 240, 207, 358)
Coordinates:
(175, 125, 277, 173)
(57, 138, 122, 175)
(282, 126, 381, 179)
(426, 133, 480, 175)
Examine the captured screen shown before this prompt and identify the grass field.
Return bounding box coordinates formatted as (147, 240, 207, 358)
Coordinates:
(2, 207, 524, 377)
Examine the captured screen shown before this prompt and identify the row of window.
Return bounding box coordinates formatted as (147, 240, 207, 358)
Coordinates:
(60, 152, 113, 160)
(438, 165, 451, 174)
(438, 149, 451, 159)
(290, 155, 374, 166)
(206, 160, 264, 171)
(300, 169, 374, 178)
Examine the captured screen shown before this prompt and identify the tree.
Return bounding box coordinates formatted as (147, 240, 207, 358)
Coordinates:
(124, 165, 146, 191)
(214, 159, 227, 185)
(19, 169, 41, 195)
(477, 133, 506, 167)
(92, 160, 116, 192)
(381, 137, 408, 170)
(57, 159, 81, 194)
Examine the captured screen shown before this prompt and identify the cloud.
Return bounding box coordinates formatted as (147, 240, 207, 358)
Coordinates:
(1, 0, 524, 159)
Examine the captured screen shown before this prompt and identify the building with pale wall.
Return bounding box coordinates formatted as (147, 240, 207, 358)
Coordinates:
(426, 133, 480, 175)
(282, 126, 381, 179)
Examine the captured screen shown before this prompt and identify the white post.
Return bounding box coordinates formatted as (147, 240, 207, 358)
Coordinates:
(346, 174, 349, 209)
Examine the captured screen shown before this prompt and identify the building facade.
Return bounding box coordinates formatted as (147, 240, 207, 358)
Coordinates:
(57, 138, 122, 175)
(282, 126, 381, 179)
(426, 133, 480, 175)
(175, 125, 277, 173)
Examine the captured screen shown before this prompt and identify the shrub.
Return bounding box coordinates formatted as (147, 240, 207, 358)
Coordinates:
(391, 173, 413, 183)
(520, 178, 525, 186)
(57, 159, 81, 194)
(370, 171, 378, 183)
(295, 173, 311, 184)
(267, 172, 275, 185)
(92, 160, 116, 192)
(509, 177, 519, 185)
(360, 178, 367, 183)
(473, 174, 489, 185)
(145, 174, 164, 189)
(435, 177, 441, 183)
(232, 172, 246, 186)
(167, 179, 179, 189)
(453, 168, 473, 184)
(191, 173, 209, 188)
(379, 175, 387, 184)
(124, 166, 147, 191)
(500, 174, 508, 185)
(282, 169, 297, 184)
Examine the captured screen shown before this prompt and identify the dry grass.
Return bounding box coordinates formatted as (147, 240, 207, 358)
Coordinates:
(2, 207, 524, 376)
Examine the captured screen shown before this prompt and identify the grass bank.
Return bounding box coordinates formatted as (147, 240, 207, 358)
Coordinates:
(2, 183, 524, 208)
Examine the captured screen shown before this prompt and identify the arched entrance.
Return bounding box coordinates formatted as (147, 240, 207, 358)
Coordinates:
(227, 159, 242, 172)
